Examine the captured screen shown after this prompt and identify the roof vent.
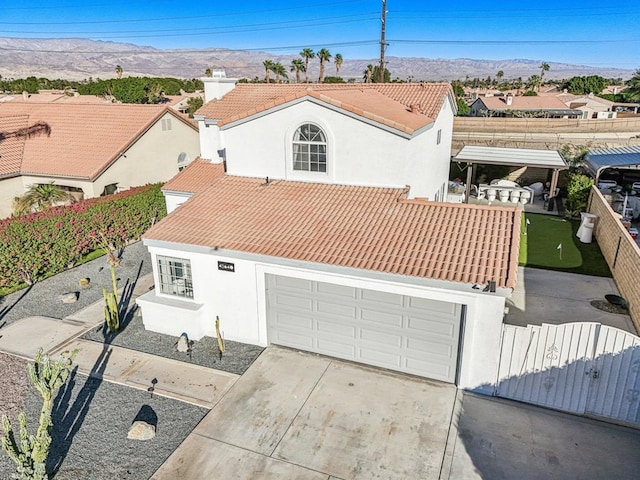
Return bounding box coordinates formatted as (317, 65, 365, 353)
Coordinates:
(409, 104, 419, 114)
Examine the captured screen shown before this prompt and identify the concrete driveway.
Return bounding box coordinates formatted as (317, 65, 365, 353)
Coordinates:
(153, 346, 640, 479)
(153, 346, 457, 479)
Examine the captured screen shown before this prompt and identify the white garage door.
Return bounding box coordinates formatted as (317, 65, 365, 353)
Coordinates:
(266, 275, 463, 383)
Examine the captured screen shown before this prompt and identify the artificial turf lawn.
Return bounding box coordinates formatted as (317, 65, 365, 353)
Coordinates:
(519, 213, 611, 277)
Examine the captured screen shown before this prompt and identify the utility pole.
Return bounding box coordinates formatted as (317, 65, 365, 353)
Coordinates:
(379, 0, 387, 83)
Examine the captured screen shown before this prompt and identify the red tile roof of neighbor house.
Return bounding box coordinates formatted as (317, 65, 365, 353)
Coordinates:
(0, 103, 198, 180)
(478, 95, 572, 111)
(145, 176, 520, 288)
(162, 158, 225, 193)
(197, 83, 454, 134)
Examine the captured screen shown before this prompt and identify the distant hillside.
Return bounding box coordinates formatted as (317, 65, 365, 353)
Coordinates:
(0, 37, 634, 82)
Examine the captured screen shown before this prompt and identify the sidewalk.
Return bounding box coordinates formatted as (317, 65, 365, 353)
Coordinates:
(0, 273, 239, 409)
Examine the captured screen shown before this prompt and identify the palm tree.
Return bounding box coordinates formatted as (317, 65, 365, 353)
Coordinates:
(364, 64, 374, 83)
(626, 69, 640, 101)
(272, 62, 288, 83)
(115, 65, 123, 79)
(539, 62, 550, 90)
(204, 68, 212, 78)
(317, 48, 332, 83)
(290, 59, 306, 83)
(334, 53, 343, 75)
(13, 182, 75, 216)
(527, 74, 541, 92)
(496, 70, 504, 85)
(300, 48, 315, 83)
(263, 59, 275, 83)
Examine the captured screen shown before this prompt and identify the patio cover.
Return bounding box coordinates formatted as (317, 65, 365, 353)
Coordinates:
(583, 145, 640, 182)
(452, 146, 568, 203)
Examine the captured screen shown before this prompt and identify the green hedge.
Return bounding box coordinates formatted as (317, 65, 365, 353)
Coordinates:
(0, 184, 166, 291)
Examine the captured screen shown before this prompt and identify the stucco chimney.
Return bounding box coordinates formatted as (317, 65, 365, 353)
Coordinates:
(202, 70, 238, 103)
(505, 94, 513, 106)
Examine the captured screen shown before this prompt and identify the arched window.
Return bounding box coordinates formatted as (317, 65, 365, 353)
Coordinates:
(292, 123, 327, 172)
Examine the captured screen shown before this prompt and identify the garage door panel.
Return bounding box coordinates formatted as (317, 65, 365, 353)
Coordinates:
(316, 319, 356, 338)
(361, 289, 404, 306)
(272, 293, 314, 312)
(316, 300, 357, 319)
(360, 308, 404, 327)
(359, 327, 403, 347)
(359, 348, 402, 368)
(407, 316, 457, 338)
(317, 338, 357, 358)
(266, 275, 461, 383)
(316, 282, 357, 298)
(273, 276, 314, 291)
(407, 296, 458, 315)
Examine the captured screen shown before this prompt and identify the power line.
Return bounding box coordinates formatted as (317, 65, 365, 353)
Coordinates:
(391, 39, 640, 45)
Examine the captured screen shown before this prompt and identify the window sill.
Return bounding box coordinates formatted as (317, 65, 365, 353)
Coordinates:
(136, 290, 203, 311)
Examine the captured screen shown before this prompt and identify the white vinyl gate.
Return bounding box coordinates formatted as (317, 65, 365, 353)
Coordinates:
(266, 274, 462, 383)
(497, 322, 640, 427)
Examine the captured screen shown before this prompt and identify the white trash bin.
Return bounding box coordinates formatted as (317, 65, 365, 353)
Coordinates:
(577, 213, 597, 243)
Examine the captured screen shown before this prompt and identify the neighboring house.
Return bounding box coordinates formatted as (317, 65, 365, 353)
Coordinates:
(137, 78, 522, 393)
(557, 92, 639, 117)
(0, 103, 200, 217)
(469, 94, 582, 118)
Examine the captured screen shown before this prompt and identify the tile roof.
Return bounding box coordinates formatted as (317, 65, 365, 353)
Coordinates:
(197, 83, 453, 134)
(144, 177, 520, 288)
(0, 103, 197, 180)
(162, 158, 225, 194)
(478, 95, 573, 111)
(0, 115, 29, 178)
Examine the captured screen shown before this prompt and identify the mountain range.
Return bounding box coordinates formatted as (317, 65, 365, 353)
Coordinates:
(0, 37, 634, 82)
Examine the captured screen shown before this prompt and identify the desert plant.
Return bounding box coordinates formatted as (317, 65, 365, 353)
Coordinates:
(1, 348, 77, 480)
(215, 316, 225, 359)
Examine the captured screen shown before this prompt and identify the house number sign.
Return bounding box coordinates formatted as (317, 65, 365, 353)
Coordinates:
(217, 261, 235, 272)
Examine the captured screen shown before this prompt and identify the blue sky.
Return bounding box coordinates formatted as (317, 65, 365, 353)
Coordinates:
(2, 0, 638, 70)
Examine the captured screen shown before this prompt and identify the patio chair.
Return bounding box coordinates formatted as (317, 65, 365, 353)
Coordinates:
(498, 190, 510, 203)
(520, 190, 532, 205)
(510, 190, 521, 203)
(486, 188, 496, 204)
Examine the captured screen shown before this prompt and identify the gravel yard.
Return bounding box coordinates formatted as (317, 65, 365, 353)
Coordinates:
(0, 241, 264, 479)
(0, 362, 208, 480)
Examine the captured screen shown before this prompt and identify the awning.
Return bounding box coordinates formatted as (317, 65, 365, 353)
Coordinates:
(584, 146, 640, 179)
(453, 146, 568, 170)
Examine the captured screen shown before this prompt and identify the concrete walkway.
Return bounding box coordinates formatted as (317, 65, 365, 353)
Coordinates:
(0, 273, 239, 408)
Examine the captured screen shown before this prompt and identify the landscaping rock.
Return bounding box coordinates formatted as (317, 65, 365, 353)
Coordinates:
(127, 420, 156, 441)
(79, 278, 90, 286)
(59, 292, 78, 304)
(176, 332, 190, 353)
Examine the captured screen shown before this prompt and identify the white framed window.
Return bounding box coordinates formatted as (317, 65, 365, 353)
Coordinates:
(437, 129, 442, 145)
(293, 123, 327, 172)
(157, 256, 193, 298)
(161, 118, 172, 131)
(177, 152, 189, 171)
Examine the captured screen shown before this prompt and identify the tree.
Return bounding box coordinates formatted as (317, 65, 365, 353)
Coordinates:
(625, 69, 640, 101)
(300, 48, 315, 83)
(263, 59, 275, 83)
(496, 70, 504, 84)
(334, 53, 343, 75)
(317, 48, 331, 83)
(290, 59, 305, 83)
(1, 348, 77, 480)
(527, 74, 542, 92)
(204, 68, 212, 78)
(368, 65, 391, 83)
(115, 65, 123, 79)
(364, 64, 374, 83)
(272, 62, 288, 83)
(562, 75, 608, 95)
(12, 183, 75, 216)
(187, 97, 204, 117)
(539, 62, 550, 81)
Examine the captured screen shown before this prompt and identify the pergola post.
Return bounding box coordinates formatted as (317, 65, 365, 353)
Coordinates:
(464, 162, 473, 203)
(549, 168, 560, 199)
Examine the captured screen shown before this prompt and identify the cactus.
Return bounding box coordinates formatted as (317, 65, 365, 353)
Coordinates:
(1, 348, 77, 480)
(102, 263, 120, 333)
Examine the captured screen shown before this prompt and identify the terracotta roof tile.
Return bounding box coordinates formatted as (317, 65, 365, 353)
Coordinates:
(145, 177, 520, 288)
(162, 158, 225, 194)
(0, 103, 197, 180)
(197, 83, 453, 134)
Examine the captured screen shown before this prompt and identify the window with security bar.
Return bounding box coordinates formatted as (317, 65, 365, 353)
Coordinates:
(157, 256, 193, 298)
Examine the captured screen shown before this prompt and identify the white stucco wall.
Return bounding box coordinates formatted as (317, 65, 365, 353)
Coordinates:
(138, 243, 506, 392)
(202, 98, 454, 200)
(0, 176, 27, 218)
(163, 191, 192, 214)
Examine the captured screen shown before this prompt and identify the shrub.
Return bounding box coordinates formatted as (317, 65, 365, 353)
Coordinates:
(565, 173, 594, 218)
(0, 184, 166, 291)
